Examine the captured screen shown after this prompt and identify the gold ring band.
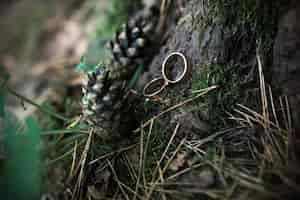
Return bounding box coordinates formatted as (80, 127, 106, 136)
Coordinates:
(143, 78, 166, 97)
(162, 52, 188, 84)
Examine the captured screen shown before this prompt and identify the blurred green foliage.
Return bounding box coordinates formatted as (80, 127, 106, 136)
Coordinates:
(0, 87, 5, 118)
(84, 0, 142, 66)
(0, 67, 9, 117)
(0, 86, 41, 199)
(94, 0, 142, 36)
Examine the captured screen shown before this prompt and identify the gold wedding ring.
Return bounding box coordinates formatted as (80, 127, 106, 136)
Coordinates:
(143, 78, 166, 97)
(143, 52, 188, 97)
(162, 52, 188, 83)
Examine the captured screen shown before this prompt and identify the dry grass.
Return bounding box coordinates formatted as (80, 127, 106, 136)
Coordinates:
(58, 46, 300, 199)
(221, 52, 299, 199)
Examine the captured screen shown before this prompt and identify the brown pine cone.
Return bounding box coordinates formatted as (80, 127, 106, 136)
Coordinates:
(81, 66, 133, 140)
(107, 12, 159, 80)
(81, 6, 159, 140)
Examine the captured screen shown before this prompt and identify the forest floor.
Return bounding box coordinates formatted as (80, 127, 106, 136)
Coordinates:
(1, 0, 300, 200)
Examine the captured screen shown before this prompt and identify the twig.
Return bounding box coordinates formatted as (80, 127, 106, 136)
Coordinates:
(72, 129, 93, 199)
(88, 144, 137, 165)
(235, 104, 288, 135)
(67, 141, 78, 183)
(166, 162, 205, 180)
(117, 180, 143, 200)
(150, 123, 180, 185)
(257, 53, 269, 131)
(133, 128, 144, 200)
(123, 153, 138, 183)
(107, 160, 130, 200)
(41, 129, 89, 135)
(268, 86, 279, 129)
(143, 119, 154, 187)
(5, 86, 69, 121)
(134, 85, 218, 132)
(158, 165, 167, 200)
(146, 138, 186, 200)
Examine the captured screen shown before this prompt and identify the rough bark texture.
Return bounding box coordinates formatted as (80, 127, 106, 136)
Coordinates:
(272, 4, 300, 133)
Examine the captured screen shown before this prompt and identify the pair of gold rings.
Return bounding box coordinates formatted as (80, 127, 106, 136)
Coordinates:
(143, 52, 188, 97)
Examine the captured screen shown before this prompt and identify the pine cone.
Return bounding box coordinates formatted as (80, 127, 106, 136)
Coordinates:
(107, 14, 158, 80)
(81, 66, 133, 139)
(81, 7, 159, 140)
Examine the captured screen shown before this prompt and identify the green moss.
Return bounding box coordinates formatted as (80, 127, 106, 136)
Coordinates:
(208, 0, 284, 28)
(195, 0, 288, 131)
(206, 0, 286, 60)
(192, 64, 243, 130)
